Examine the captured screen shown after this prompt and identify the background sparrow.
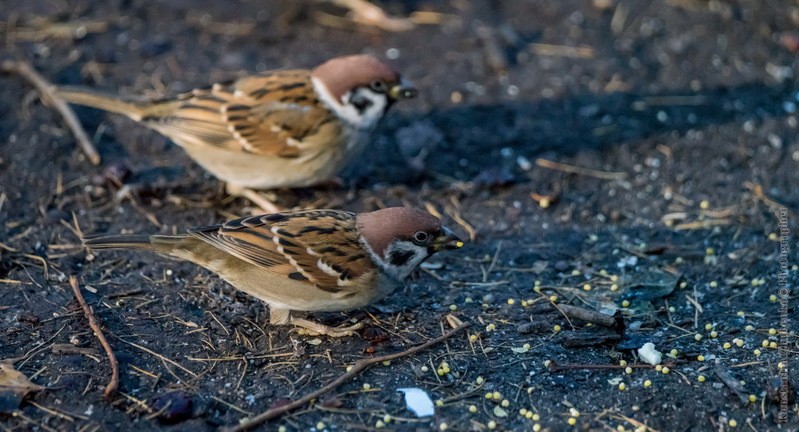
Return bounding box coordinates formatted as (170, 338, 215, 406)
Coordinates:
(57, 55, 417, 212)
(83, 207, 463, 337)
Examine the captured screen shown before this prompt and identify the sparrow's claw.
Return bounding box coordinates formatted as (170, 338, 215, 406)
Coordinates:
(290, 317, 363, 338)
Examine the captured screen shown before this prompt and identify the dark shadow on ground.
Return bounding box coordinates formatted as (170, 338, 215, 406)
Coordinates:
(360, 81, 796, 185)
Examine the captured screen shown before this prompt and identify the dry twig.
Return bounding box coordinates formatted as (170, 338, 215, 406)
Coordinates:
(68, 276, 118, 398)
(556, 304, 617, 328)
(1, 59, 100, 165)
(225, 322, 471, 432)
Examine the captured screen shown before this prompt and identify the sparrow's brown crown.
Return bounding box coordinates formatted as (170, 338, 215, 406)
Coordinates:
(312, 55, 409, 102)
(357, 207, 450, 257)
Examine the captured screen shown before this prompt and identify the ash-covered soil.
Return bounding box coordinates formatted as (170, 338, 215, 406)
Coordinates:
(1, 1, 798, 431)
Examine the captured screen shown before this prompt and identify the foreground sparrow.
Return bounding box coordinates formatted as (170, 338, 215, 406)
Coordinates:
(57, 55, 417, 212)
(83, 207, 463, 337)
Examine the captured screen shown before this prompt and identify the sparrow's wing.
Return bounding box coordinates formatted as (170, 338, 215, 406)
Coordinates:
(145, 70, 338, 158)
(187, 210, 375, 293)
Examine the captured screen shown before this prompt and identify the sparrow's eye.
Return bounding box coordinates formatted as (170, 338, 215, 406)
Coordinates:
(370, 80, 387, 93)
(413, 231, 429, 243)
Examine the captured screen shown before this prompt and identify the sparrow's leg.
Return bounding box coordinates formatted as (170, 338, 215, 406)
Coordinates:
(225, 183, 282, 214)
(290, 317, 363, 338)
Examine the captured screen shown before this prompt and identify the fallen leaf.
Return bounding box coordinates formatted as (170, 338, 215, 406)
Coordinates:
(0, 362, 45, 413)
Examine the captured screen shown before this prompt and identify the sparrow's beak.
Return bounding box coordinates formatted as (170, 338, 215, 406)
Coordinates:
(432, 227, 464, 251)
(389, 79, 417, 100)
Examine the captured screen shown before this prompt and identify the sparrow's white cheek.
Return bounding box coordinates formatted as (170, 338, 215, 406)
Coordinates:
(382, 241, 428, 280)
(312, 76, 387, 130)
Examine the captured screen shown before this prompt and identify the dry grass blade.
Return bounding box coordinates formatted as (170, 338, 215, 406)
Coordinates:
(535, 158, 627, 180)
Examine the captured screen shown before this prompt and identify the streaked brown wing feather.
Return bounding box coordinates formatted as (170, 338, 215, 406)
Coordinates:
(144, 70, 335, 158)
(188, 211, 374, 292)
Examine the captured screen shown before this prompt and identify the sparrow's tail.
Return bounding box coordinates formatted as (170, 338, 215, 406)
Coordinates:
(82, 234, 195, 255)
(55, 87, 176, 121)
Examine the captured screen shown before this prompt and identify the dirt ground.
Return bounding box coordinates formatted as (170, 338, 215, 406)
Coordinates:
(1, 0, 798, 430)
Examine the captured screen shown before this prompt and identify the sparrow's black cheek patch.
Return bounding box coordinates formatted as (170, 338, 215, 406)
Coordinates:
(288, 272, 308, 281)
(389, 250, 415, 266)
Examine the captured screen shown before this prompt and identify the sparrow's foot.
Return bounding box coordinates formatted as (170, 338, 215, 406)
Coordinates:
(225, 184, 283, 214)
(290, 317, 363, 338)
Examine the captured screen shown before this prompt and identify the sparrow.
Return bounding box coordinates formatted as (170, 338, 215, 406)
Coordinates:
(83, 207, 463, 337)
(56, 55, 417, 212)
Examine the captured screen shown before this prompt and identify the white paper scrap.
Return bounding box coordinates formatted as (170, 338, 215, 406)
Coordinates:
(397, 387, 435, 417)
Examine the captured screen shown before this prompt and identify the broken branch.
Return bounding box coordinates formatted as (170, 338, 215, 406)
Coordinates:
(68, 276, 118, 398)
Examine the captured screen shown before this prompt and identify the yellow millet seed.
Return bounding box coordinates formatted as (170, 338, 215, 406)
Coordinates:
(770, 295, 778, 302)
(316, 422, 326, 430)
(610, 275, 619, 282)
(469, 334, 478, 342)
(532, 413, 540, 421)
(704, 323, 713, 331)
(710, 330, 718, 338)
(476, 376, 484, 385)
(729, 419, 737, 427)
(435, 400, 444, 406)
(662, 367, 670, 374)
(583, 284, 592, 291)
(745, 325, 755, 331)
(553, 325, 562, 332)
(363, 383, 371, 390)
(486, 323, 496, 332)
(449, 304, 457, 311)
(769, 341, 778, 349)
(700, 200, 710, 209)
(621, 300, 630, 308)
(695, 334, 703, 341)
(492, 391, 502, 400)
(655, 365, 663, 372)
(549, 295, 558, 302)
(709, 281, 718, 288)
(487, 420, 497, 430)
(723, 342, 731, 349)
(519, 408, 528, 416)
(501, 399, 510, 407)
(568, 417, 577, 425)
(698, 375, 706, 382)
(507, 298, 515, 305)
(625, 366, 633, 374)
(439, 422, 448, 431)
(610, 283, 619, 291)
(618, 383, 626, 390)
(754, 349, 762, 356)
(736, 311, 745, 317)
(762, 339, 769, 347)
(485, 392, 493, 399)
(670, 349, 678, 356)
(644, 380, 652, 387)
(526, 411, 533, 419)
(768, 328, 777, 335)
(697, 355, 705, 361)
(469, 405, 478, 413)
(375, 420, 385, 428)
(533, 424, 541, 432)
(619, 360, 628, 366)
